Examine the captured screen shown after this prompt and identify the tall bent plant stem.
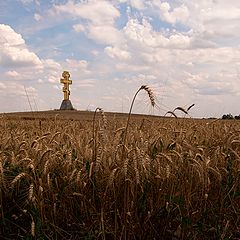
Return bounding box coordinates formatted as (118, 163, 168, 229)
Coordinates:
(122, 87, 142, 154)
(121, 85, 155, 240)
(121, 87, 142, 240)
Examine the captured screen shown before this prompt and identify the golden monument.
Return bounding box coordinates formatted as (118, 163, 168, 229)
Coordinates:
(60, 71, 74, 110)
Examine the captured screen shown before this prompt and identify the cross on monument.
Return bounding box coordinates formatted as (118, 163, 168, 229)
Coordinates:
(59, 71, 74, 110)
(60, 71, 72, 100)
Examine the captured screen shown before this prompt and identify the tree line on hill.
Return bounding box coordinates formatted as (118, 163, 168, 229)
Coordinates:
(222, 113, 240, 120)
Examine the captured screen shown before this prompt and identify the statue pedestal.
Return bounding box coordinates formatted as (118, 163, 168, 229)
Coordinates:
(60, 100, 74, 110)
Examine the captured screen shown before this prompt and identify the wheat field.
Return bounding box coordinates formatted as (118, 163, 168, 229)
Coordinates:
(0, 111, 240, 239)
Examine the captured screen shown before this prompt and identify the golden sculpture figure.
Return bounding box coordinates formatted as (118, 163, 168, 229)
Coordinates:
(60, 71, 72, 100)
(59, 71, 74, 110)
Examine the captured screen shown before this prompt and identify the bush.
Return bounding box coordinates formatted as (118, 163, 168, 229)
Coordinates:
(222, 113, 234, 119)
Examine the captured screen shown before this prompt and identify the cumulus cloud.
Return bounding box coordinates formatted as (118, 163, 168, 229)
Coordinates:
(104, 46, 131, 60)
(87, 25, 123, 45)
(124, 74, 157, 84)
(52, 0, 123, 45)
(40, 59, 62, 84)
(65, 59, 90, 74)
(42, 59, 61, 70)
(0, 81, 37, 97)
(179, 1, 240, 45)
(152, 1, 189, 24)
(0, 80, 39, 112)
(124, 18, 191, 49)
(183, 72, 238, 96)
(117, 0, 145, 10)
(53, 0, 120, 25)
(0, 24, 42, 67)
(129, 0, 145, 10)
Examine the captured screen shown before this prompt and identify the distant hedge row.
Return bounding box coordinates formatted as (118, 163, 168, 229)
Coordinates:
(222, 113, 240, 119)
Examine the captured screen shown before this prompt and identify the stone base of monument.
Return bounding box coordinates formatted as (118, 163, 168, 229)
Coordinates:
(60, 100, 74, 110)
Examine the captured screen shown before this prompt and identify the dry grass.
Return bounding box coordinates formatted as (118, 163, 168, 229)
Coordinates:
(0, 110, 240, 239)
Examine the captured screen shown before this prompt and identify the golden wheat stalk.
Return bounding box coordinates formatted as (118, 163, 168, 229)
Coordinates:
(28, 183, 34, 202)
(40, 149, 52, 162)
(0, 161, 5, 189)
(31, 219, 35, 237)
(95, 146, 102, 171)
(108, 168, 119, 186)
(43, 160, 49, 175)
(123, 85, 156, 158)
(140, 85, 155, 107)
(92, 107, 107, 161)
(133, 151, 140, 184)
(11, 173, 27, 188)
(99, 108, 107, 129)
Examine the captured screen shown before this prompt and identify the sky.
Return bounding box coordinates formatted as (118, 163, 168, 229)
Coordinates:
(0, 0, 240, 118)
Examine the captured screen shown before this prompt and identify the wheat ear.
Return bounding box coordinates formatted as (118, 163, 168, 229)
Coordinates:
(92, 107, 101, 162)
(123, 85, 155, 158)
(0, 161, 5, 189)
(31, 219, 35, 237)
(11, 173, 27, 188)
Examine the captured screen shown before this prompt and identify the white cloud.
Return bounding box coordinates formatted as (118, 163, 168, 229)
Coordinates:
(198, 4, 240, 21)
(48, 75, 59, 83)
(87, 25, 123, 45)
(101, 95, 116, 100)
(124, 74, 157, 84)
(42, 59, 61, 70)
(183, 71, 238, 96)
(0, 82, 7, 90)
(91, 50, 99, 56)
(129, 0, 145, 10)
(179, 1, 240, 45)
(104, 46, 131, 60)
(34, 13, 42, 21)
(116, 62, 151, 72)
(53, 0, 120, 25)
(152, 1, 189, 24)
(0, 81, 37, 97)
(0, 24, 42, 67)
(116, 0, 145, 10)
(65, 59, 90, 74)
(66, 59, 88, 68)
(5, 70, 20, 78)
(124, 18, 191, 49)
(73, 24, 85, 33)
(19, 0, 33, 4)
(75, 79, 96, 88)
(0, 25, 25, 45)
(40, 59, 62, 84)
(20, 0, 40, 5)
(53, 0, 123, 45)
